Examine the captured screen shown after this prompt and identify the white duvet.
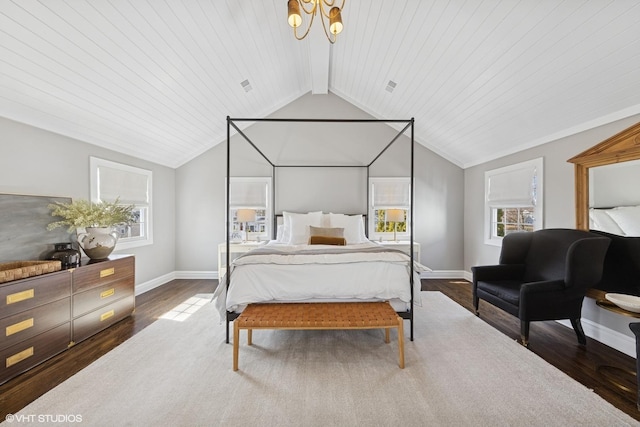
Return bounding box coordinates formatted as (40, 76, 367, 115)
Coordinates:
(213, 241, 428, 320)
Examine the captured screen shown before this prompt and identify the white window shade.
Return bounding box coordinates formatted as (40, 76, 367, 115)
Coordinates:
(487, 163, 539, 208)
(98, 165, 150, 205)
(372, 179, 411, 207)
(229, 179, 268, 208)
(90, 157, 153, 250)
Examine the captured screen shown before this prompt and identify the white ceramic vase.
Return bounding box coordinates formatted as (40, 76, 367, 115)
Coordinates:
(77, 227, 119, 260)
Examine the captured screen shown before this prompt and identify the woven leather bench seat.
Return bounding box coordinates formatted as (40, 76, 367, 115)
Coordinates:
(233, 301, 404, 371)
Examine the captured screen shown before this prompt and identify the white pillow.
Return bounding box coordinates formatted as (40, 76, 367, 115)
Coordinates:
(604, 206, 640, 236)
(328, 213, 367, 244)
(275, 224, 284, 242)
(281, 211, 323, 242)
(287, 212, 323, 244)
(589, 208, 625, 235)
(321, 213, 331, 227)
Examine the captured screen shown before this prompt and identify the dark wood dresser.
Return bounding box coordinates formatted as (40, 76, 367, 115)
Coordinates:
(71, 255, 135, 343)
(0, 255, 134, 384)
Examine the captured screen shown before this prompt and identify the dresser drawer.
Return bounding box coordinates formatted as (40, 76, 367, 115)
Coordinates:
(72, 279, 134, 318)
(0, 297, 70, 351)
(72, 294, 134, 343)
(0, 271, 71, 318)
(72, 256, 134, 293)
(0, 322, 71, 385)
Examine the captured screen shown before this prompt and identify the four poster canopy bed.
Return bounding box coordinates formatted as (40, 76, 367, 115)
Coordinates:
(212, 117, 426, 364)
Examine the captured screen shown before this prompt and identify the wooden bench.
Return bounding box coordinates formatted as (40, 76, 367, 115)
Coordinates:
(233, 301, 404, 371)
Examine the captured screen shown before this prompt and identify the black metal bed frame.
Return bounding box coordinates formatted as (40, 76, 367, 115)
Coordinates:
(225, 117, 415, 343)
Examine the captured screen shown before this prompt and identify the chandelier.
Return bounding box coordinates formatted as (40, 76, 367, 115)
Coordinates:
(287, 0, 345, 44)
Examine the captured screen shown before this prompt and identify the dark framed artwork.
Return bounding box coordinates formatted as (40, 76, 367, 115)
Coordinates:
(0, 193, 75, 262)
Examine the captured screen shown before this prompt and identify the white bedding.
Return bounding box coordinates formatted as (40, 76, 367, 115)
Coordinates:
(589, 205, 640, 236)
(213, 241, 428, 320)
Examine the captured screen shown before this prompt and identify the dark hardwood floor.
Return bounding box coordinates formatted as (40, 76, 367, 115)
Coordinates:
(1, 278, 638, 421)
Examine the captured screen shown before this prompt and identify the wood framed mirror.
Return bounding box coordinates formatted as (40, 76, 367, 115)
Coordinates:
(568, 121, 640, 299)
(568, 121, 640, 231)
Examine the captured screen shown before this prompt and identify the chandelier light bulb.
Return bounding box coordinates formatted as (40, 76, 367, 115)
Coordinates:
(287, 0, 346, 43)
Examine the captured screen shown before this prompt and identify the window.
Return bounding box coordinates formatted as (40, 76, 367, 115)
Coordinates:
(369, 177, 411, 241)
(485, 158, 543, 246)
(90, 157, 152, 250)
(227, 177, 271, 241)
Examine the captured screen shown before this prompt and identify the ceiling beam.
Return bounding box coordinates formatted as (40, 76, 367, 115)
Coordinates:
(307, 23, 330, 94)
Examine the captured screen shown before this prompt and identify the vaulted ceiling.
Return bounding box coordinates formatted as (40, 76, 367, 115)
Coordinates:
(1, 1, 639, 169)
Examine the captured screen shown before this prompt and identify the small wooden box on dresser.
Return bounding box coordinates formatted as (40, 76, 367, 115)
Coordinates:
(0, 254, 135, 385)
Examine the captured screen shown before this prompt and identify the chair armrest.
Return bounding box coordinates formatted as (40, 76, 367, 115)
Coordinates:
(520, 279, 572, 319)
(472, 264, 525, 283)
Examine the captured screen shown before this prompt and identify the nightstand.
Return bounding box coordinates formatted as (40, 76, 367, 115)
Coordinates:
(218, 241, 267, 278)
(376, 241, 420, 262)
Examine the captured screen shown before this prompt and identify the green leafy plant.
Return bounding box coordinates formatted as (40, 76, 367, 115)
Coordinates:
(47, 198, 135, 232)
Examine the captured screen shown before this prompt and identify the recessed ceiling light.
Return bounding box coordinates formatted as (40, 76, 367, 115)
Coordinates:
(241, 79, 252, 92)
(385, 80, 397, 93)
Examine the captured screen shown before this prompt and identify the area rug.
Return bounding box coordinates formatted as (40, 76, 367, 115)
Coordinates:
(7, 292, 639, 426)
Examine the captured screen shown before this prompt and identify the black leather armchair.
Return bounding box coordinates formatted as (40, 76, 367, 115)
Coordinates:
(472, 229, 610, 347)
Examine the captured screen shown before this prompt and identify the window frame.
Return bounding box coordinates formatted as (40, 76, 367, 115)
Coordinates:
(484, 158, 543, 246)
(227, 177, 272, 242)
(90, 157, 153, 250)
(368, 177, 412, 241)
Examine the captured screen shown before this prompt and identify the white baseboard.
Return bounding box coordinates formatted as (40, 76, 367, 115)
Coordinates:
(135, 271, 176, 296)
(462, 270, 473, 282)
(175, 270, 217, 280)
(424, 270, 473, 281)
(421, 270, 468, 279)
(135, 271, 217, 296)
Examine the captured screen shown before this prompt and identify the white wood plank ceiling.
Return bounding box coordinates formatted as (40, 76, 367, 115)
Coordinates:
(1, 0, 639, 169)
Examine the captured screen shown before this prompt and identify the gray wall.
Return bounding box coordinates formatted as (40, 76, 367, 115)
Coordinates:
(175, 92, 465, 272)
(0, 117, 176, 288)
(464, 113, 640, 347)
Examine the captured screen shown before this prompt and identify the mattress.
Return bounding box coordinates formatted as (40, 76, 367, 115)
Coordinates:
(213, 241, 427, 320)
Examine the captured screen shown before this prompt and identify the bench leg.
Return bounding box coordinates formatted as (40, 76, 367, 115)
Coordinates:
(247, 329, 252, 345)
(397, 317, 405, 369)
(233, 321, 240, 371)
(385, 328, 390, 343)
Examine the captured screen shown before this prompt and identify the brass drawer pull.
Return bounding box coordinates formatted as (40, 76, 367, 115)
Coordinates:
(6, 318, 34, 336)
(99, 268, 115, 278)
(6, 289, 35, 305)
(100, 288, 115, 299)
(6, 346, 34, 368)
(100, 309, 115, 322)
